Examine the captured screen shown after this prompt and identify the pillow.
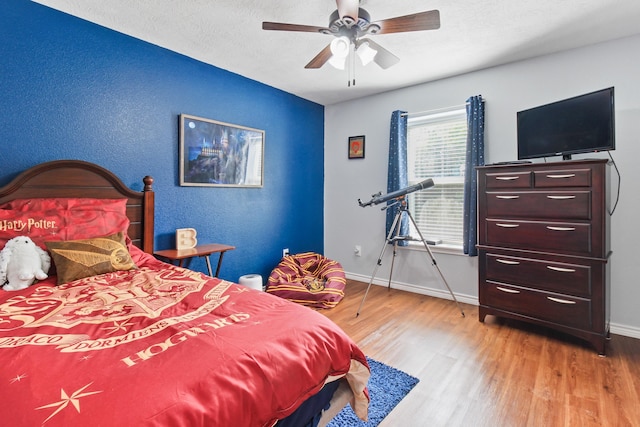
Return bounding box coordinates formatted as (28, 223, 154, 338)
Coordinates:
(45, 232, 137, 285)
(0, 198, 130, 250)
(63, 209, 130, 242)
(0, 209, 63, 249)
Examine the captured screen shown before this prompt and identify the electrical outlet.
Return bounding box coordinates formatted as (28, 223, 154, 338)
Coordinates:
(282, 248, 290, 257)
(354, 245, 362, 257)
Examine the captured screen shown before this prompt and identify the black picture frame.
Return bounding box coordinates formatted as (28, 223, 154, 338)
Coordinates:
(348, 135, 365, 159)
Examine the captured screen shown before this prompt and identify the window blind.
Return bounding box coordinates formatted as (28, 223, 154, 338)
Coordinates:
(407, 109, 467, 246)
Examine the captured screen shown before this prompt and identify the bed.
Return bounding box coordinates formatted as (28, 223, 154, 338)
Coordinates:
(0, 160, 369, 426)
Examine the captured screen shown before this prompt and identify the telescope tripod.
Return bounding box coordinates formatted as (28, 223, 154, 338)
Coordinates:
(356, 196, 465, 318)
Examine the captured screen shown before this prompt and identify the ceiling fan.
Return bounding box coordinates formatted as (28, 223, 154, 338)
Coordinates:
(262, 0, 440, 70)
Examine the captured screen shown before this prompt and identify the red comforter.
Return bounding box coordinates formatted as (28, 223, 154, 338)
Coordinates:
(0, 254, 369, 426)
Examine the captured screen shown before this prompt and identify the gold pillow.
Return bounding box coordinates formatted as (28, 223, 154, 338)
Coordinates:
(45, 232, 137, 285)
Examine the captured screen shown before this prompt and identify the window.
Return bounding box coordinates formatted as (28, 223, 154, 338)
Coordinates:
(407, 108, 467, 248)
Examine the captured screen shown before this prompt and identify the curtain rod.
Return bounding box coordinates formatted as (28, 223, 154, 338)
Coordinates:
(400, 99, 484, 118)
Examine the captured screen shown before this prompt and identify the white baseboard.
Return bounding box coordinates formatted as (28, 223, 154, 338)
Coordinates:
(609, 323, 640, 340)
(346, 272, 478, 306)
(345, 272, 640, 340)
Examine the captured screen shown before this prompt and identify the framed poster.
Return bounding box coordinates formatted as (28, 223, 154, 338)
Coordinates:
(348, 135, 365, 159)
(180, 114, 264, 187)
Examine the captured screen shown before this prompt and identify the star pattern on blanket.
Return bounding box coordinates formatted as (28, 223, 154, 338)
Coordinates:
(36, 382, 102, 424)
(9, 373, 27, 384)
(232, 286, 249, 294)
(101, 319, 135, 335)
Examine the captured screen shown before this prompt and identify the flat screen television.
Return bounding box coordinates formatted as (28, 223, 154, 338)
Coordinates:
(517, 87, 615, 160)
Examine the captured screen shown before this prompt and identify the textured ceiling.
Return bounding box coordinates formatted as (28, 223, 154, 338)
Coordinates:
(33, 0, 640, 105)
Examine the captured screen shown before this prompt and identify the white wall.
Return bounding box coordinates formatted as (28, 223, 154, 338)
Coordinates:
(324, 34, 640, 337)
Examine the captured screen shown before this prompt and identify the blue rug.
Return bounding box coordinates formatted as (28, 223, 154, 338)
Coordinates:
(327, 357, 419, 427)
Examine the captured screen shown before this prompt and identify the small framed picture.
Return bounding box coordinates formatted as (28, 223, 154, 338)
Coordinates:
(348, 135, 365, 159)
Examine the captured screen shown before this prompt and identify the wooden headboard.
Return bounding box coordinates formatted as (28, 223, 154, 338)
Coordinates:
(0, 160, 155, 253)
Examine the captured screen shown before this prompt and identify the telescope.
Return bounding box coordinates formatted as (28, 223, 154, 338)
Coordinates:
(358, 178, 434, 207)
(355, 176, 464, 318)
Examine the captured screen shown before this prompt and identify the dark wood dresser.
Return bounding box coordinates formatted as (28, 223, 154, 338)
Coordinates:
(477, 159, 611, 354)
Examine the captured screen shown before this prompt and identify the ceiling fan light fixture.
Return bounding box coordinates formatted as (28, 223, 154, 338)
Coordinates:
(330, 36, 351, 58)
(356, 41, 377, 66)
(328, 55, 347, 70)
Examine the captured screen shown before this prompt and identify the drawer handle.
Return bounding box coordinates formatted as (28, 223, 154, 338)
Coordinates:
(495, 176, 519, 181)
(497, 286, 520, 294)
(546, 226, 576, 231)
(547, 195, 576, 200)
(496, 223, 519, 228)
(496, 259, 520, 265)
(546, 174, 576, 179)
(496, 195, 520, 199)
(546, 266, 576, 273)
(547, 296, 576, 305)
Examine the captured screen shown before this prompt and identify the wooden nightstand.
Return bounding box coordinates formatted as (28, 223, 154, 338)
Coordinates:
(154, 243, 236, 277)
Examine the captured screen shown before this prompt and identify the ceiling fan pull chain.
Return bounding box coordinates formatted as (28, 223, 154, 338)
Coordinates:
(352, 45, 356, 86)
(347, 43, 353, 87)
(347, 56, 350, 87)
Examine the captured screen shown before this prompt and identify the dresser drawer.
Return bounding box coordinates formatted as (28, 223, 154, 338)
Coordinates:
(484, 219, 591, 255)
(485, 171, 532, 189)
(534, 168, 591, 188)
(481, 281, 591, 330)
(485, 191, 591, 219)
(484, 253, 591, 297)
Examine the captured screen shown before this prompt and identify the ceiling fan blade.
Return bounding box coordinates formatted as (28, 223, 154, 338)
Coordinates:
(373, 10, 440, 34)
(361, 39, 400, 69)
(336, 0, 359, 21)
(262, 22, 328, 33)
(305, 44, 333, 69)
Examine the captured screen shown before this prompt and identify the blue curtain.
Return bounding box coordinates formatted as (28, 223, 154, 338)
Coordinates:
(386, 110, 409, 246)
(463, 96, 485, 256)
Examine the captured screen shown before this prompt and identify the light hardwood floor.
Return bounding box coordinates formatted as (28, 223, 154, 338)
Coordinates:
(320, 280, 640, 427)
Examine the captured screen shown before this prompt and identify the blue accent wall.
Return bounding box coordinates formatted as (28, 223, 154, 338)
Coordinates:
(0, 1, 325, 282)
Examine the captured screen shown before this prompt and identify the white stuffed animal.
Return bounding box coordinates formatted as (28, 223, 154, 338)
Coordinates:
(0, 236, 51, 291)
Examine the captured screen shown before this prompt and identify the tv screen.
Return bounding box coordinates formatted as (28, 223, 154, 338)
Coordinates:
(517, 87, 615, 160)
